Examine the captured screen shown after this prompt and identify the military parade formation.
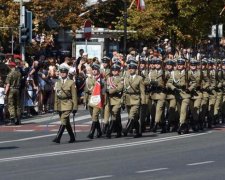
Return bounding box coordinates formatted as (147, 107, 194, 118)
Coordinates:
(50, 48, 225, 144)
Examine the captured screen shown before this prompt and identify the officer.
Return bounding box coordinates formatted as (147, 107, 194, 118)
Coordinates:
(199, 58, 209, 130)
(85, 63, 104, 139)
(5, 61, 21, 125)
(101, 56, 111, 134)
(123, 61, 145, 138)
(189, 59, 202, 131)
(105, 63, 123, 138)
(53, 64, 78, 143)
(149, 58, 166, 133)
(166, 58, 192, 134)
(165, 59, 178, 132)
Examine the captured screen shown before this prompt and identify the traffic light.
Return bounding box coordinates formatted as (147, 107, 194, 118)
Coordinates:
(20, 9, 32, 44)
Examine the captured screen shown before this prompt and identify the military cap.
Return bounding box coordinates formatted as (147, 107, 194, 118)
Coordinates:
(113, 59, 121, 66)
(165, 59, 175, 65)
(59, 64, 69, 72)
(202, 58, 208, 65)
(7, 61, 17, 67)
(147, 57, 153, 64)
(127, 56, 136, 62)
(222, 59, 225, 65)
(207, 59, 214, 65)
(102, 56, 111, 63)
(152, 57, 161, 64)
(140, 56, 146, 64)
(92, 63, 100, 70)
(128, 62, 138, 69)
(176, 58, 185, 65)
(190, 59, 199, 65)
(111, 63, 121, 71)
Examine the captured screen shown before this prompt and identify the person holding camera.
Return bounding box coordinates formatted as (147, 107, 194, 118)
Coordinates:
(53, 64, 78, 144)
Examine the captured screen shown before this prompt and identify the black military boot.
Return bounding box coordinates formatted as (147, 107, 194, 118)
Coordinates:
(161, 122, 167, 134)
(87, 122, 96, 139)
(15, 118, 21, 125)
(133, 121, 142, 138)
(123, 119, 134, 137)
(152, 122, 158, 133)
(66, 124, 75, 143)
(177, 123, 187, 135)
(6, 118, 15, 126)
(52, 125, 66, 143)
(102, 123, 109, 135)
(114, 120, 122, 138)
(96, 121, 102, 138)
(106, 121, 115, 139)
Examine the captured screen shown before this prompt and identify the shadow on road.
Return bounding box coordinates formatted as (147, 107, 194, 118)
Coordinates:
(0, 146, 19, 150)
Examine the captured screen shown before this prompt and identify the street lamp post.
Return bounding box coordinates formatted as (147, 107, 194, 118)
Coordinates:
(123, 0, 127, 60)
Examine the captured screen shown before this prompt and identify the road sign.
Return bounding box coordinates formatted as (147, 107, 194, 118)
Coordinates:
(84, 20, 92, 39)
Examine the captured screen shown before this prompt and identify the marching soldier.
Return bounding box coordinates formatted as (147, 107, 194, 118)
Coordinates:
(105, 64, 124, 138)
(165, 59, 178, 132)
(214, 60, 223, 124)
(123, 61, 145, 138)
(166, 58, 193, 134)
(221, 60, 225, 123)
(5, 61, 21, 125)
(207, 59, 217, 128)
(101, 56, 111, 134)
(199, 58, 209, 130)
(53, 64, 77, 143)
(188, 59, 202, 131)
(85, 63, 104, 139)
(149, 58, 167, 133)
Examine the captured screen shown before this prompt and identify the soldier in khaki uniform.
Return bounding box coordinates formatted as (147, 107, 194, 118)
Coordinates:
(105, 64, 123, 138)
(166, 58, 193, 134)
(85, 63, 104, 139)
(214, 60, 223, 124)
(101, 57, 111, 134)
(207, 60, 217, 128)
(123, 62, 145, 138)
(53, 64, 78, 143)
(221, 60, 225, 123)
(139, 57, 151, 133)
(149, 58, 166, 133)
(188, 60, 202, 131)
(165, 59, 178, 132)
(5, 61, 21, 125)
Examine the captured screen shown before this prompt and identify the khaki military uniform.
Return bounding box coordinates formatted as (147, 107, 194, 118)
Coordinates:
(208, 70, 217, 127)
(221, 71, 225, 122)
(101, 68, 111, 125)
(107, 75, 123, 121)
(5, 68, 21, 120)
(54, 79, 78, 125)
(149, 69, 166, 130)
(165, 69, 178, 131)
(124, 74, 145, 119)
(140, 69, 151, 132)
(189, 70, 202, 130)
(214, 70, 223, 123)
(85, 75, 105, 122)
(200, 69, 209, 127)
(167, 70, 192, 126)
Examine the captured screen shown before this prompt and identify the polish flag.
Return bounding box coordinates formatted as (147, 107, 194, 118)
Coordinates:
(136, 0, 145, 11)
(89, 81, 104, 108)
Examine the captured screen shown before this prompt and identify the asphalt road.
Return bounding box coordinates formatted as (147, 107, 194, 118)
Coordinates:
(0, 109, 225, 180)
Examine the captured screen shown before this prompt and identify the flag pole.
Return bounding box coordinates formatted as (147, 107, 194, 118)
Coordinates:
(219, 6, 225, 16)
(128, 0, 135, 9)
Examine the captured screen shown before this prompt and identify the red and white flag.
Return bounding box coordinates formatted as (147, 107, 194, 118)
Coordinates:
(89, 81, 104, 108)
(136, 0, 145, 11)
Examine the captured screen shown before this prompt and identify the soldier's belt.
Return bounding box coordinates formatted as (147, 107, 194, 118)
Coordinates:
(57, 96, 72, 100)
(125, 92, 140, 95)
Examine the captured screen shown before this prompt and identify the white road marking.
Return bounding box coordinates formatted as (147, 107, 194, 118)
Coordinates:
(1, 126, 22, 128)
(136, 168, 168, 173)
(187, 161, 215, 166)
(14, 130, 35, 132)
(0, 132, 210, 163)
(37, 125, 56, 127)
(75, 175, 113, 180)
